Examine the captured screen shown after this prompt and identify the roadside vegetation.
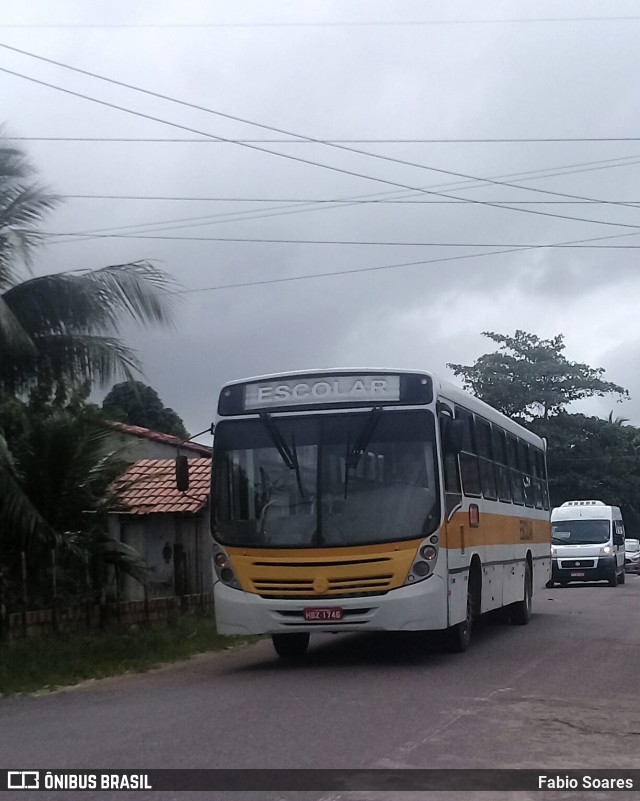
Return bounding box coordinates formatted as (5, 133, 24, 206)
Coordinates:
(0, 614, 256, 696)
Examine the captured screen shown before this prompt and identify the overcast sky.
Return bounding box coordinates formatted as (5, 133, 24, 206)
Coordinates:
(3, 0, 640, 436)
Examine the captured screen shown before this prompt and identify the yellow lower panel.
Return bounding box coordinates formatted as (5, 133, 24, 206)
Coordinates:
(226, 539, 422, 597)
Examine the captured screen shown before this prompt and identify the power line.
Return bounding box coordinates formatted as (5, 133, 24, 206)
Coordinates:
(58, 195, 640, 206)
(2, 16, 640, 27)
(41, 232, 640, 248)
(47, 153, 640, 239)
(11, 136, 640, 143)
(172, 230, 640, 295)
(3, 44, 640, 218)
(51, 151, 640, 243)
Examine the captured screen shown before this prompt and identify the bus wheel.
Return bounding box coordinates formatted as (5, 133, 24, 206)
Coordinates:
(271, 632, 310, 661)
(445, 587, 474, 653)
(546, 580, 555, 589)
(511, 563, 532, 625)
(609, 567, 619, 587)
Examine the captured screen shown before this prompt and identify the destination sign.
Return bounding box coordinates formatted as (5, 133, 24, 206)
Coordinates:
(244, 375, 400, 410)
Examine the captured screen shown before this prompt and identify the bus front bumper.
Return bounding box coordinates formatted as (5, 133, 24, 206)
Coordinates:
(213, 576, 449, 635)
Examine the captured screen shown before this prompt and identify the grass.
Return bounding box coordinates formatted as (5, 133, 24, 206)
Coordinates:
(0, 614, 257, 697)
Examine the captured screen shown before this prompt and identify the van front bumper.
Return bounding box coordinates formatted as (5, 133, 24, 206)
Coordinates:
(552, 556, 616, 583)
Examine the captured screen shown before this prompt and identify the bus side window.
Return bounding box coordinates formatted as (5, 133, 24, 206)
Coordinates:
(538, 450, 550, 509)
(492, 426, 511, 503)
(518, 440, 534, 508)
(440, 414, 462, 516)
(507, 435, 524, 505)
(456, 407, 481, 497)
(476, 417, 497, 500)
(530, 446, 543, 509)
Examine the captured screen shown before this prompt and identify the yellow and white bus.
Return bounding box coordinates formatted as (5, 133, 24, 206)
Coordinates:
(203, 369, 551, 659)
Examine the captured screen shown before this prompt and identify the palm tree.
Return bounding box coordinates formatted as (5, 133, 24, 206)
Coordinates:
(0, 139, 177, 395)
(0, 393, 148, 612)
(0, 136, 178, 608)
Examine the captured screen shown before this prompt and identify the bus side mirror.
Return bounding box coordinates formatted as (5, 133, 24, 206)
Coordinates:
(176, 455, 190, 492)
(444, 418, 464, 454)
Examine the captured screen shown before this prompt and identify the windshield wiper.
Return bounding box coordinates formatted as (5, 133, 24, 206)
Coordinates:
(259, 412, 304, 497)
(344, 407, 382, 499)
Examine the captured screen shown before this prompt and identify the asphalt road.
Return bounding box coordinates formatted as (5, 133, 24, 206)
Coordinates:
(2, 577, 640, 801)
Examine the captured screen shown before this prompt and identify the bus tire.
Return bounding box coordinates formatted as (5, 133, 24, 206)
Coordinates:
(445, 590, 472, 653)
(271, 632, 310, 661)
(445, 566, 480, 653)
(510, 562, 532, 625)
(609, 566, 619, 587)
(546, 580, 555, 589)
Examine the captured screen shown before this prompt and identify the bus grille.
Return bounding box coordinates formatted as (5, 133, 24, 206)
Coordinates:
(251, 575, 395, 597)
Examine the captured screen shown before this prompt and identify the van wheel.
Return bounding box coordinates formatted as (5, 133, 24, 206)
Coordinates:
(511, 563, 532, 625)
(609, 567, 619, 587)
(271, 632, 310, 661)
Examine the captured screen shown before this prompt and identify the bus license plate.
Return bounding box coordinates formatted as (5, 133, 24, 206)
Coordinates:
(303, 607, 343, 621)
(570, 571, 585, 577)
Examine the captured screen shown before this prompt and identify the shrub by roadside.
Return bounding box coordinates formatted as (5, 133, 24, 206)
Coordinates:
(0, 614, 256, 696)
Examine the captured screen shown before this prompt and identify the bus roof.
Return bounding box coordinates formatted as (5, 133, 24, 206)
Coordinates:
(218, 368, 545, 448)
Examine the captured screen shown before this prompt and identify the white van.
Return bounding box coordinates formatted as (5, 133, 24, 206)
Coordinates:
(550, 501, 626, 587)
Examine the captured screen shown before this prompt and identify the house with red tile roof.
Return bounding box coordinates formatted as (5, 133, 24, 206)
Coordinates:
(109, 457, 213, 600)
(106, 421, 212, 460)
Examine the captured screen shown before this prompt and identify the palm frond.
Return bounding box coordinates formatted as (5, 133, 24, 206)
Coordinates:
(0, 294, 35, 355)
(3, 261, 178, 336)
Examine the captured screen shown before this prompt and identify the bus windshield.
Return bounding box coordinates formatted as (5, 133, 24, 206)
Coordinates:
(213, 410, 440, 548)
(552, 519, 611, 545)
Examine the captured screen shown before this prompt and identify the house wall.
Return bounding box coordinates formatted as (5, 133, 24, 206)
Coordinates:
(111, 433, 208, 461)
(112, 511, 214, 601)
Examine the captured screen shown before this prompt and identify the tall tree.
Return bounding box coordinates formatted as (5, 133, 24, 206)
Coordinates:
(102, 381, 188, 438)
(447, 330, 628, 420)
(0, 136, 178, 570)
(0, 389, 147, 609)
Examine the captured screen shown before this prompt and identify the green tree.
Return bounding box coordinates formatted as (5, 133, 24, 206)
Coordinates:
(530, 413, 640, 535)
(102, 381, 188, 438)
(447, 330, 628, 420)
(0, 389, 146, 610)
(0, 136, 177, 597)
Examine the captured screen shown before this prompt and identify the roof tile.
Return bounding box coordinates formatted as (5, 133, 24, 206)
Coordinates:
(111, 458, 211, 515)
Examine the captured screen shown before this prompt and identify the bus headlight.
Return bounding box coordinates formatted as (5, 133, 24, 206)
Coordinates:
(404, 535, 439, 585)
(601, 545, 612, 555)
(213, 547, 241, 588)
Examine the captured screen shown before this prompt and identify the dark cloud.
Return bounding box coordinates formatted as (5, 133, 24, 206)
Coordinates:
(4, 0, 640, 430)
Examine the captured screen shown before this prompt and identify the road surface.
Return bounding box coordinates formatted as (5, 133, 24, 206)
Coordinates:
(2, 578, 640, 800)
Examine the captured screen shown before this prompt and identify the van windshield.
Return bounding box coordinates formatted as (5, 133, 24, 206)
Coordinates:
(625, 540, 640, 552)
(552, 519, 610, 545)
